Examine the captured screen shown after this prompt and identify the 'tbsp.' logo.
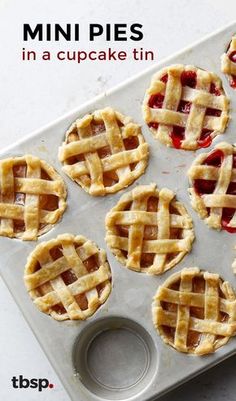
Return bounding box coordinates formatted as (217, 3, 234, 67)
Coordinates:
(11, 375, 54, 391)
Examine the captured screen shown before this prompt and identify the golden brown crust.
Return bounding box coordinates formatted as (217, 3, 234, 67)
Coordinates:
(59, 107, 149, 196)
(152, 267, 236, 355)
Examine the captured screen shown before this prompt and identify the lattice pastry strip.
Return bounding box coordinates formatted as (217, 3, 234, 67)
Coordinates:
(188, 142, 236, 232)
(152, 267, 236, 355)
(0, 155, 67, 240)
(143, 64, 229, 150)
(221, 35, 236, 89)
(58, 107, 149, 196)
(105, 183, 194, 275)
(24, 234, 112, 320)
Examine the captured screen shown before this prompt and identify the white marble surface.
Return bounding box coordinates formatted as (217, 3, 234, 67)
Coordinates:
(1, 0, 236, 400)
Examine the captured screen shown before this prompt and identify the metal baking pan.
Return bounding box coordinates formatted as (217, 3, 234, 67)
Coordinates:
(1, 20, 236, 401)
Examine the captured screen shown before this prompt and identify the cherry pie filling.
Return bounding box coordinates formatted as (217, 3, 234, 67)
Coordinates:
(160, 276, 228, 349)
(228, 50, 236, 88)
(148, 71, 222, 149)
(193, 149, 236, 233)
(34, 244, 107, 316)
(116, 196, 184, 268)
(12, 164, 59, 233)
(66, 119, 140, 188)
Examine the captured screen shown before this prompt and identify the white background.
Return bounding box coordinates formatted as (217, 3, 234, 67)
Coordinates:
(1, 0, 236, 400)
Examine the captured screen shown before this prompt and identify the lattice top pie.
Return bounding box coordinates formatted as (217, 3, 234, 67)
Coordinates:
(152, 267, 236, 355)
(24, 234, 112, 321)
(0, 155, 67, 240)
(221, 35, 236, 89)
(58, 107, 149, 196)
(105, 183, 194, 275)
(143, 64, 229, 150)
(188, 142, 236, 232)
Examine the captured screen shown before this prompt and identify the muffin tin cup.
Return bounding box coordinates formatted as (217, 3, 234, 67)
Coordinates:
(72, 316, 158, 400)
(1, 20, 236, 401)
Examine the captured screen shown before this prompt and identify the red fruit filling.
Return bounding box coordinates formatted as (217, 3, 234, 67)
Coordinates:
(170, 126, 185, 149)
(193, 149, 236, 232)
(194, 179, 216, 195)
(210, 83, 221, 96)
(169, 127, 213, 150)
(161, 73, 168, 83)
(204, 149, 224, 167)
(197, 130, 213, 148)
(148, 93, 164, 109)
(222, 208, 236, 233)
(148, 122, 159, 129)
(178, 101, 191, 114)
(181, 71, 197, 88)
(230, 75, 236, 88)
(205, 108, 221, 117)
(229, 51, 236, 63)
(227, 182, 236, 195)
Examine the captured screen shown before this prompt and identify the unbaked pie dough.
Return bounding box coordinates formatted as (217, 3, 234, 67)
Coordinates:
(59, 107, 149, 196)
(105, 183, 194, 274)
(152, 267, 236, 355)
(143, 64, 229, 150)
(0, 155, 67, 240)
(24, 233, 112, 321)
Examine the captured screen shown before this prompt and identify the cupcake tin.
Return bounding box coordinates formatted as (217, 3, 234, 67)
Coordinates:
(1, 21, 236, 401)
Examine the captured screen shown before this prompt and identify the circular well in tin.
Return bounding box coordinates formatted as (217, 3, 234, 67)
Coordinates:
(73, 316, 158, 400)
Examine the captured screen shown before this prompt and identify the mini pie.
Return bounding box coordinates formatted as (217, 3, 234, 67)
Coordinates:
(105, 183, 194, 275)
(0, 155, 67, 240)
(24, 234, 112, 321)
(58, 107, 149, 196)
(143, 64, 229, 150)
(152, 267, 236, 355)
(221, 34, 236, 89)
(188, 142, 236, 232)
